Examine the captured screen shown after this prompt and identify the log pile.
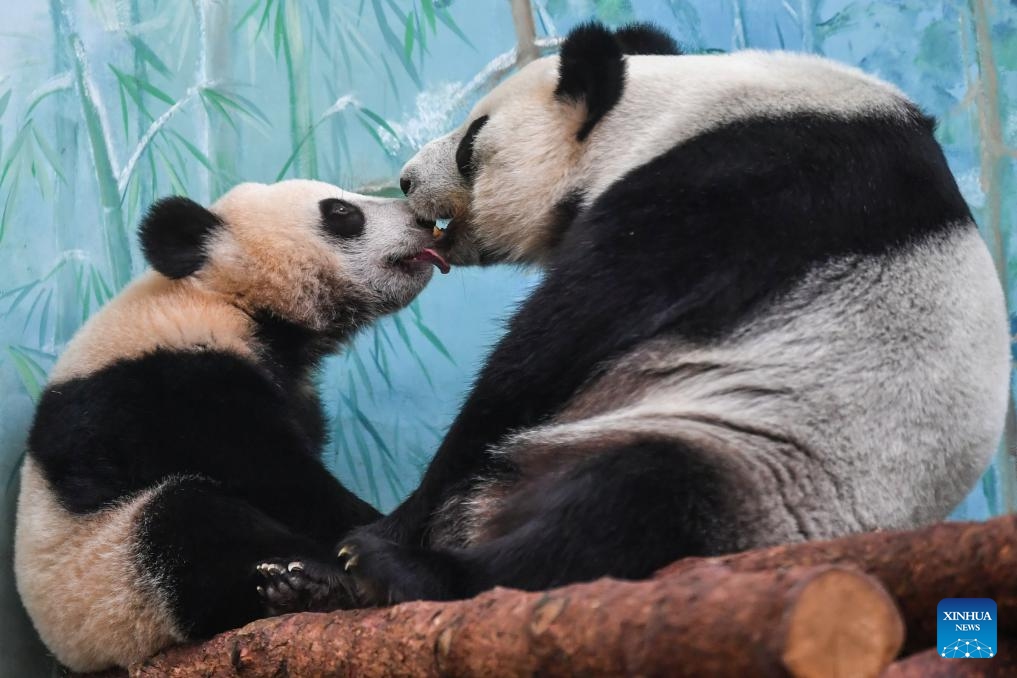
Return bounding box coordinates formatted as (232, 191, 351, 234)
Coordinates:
(82, 515, 1017, 677)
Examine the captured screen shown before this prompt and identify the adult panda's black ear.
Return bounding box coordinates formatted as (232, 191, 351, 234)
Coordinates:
(555, 22, 625, 142)
(139, 196, 224, 279)
(613, 23, 682, 55)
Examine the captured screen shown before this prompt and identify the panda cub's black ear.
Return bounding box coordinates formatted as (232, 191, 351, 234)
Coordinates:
(139, 196, 224, 279)
(555, 22, 680, 142)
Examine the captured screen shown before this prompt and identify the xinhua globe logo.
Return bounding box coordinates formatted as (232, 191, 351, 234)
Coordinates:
(938, 598, 997, 659)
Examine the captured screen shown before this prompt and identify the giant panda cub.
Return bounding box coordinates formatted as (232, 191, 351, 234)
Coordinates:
(14, 179, 449, 671)
(320, 22, 1010, 604)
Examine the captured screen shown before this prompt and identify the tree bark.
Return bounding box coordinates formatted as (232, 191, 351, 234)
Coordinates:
(656, 515, 1017, 655)
(881, 647, 1016, 677)
(91, 564, 900, 678)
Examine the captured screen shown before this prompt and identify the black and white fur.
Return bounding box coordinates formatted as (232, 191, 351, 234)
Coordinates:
(14, 180, 445, 671)
(320, 23, 1011, 605)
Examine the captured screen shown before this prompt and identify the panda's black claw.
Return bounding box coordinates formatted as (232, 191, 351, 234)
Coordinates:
(255, 556, 356, 616)
(257, 561, 285, 576)
(337, 531, 463, 605)
(337, 544, 361, 572)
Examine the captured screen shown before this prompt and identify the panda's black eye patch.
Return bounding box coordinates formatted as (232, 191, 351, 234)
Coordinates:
(319, 198, 364, 240)
(456, 115, 489, 181)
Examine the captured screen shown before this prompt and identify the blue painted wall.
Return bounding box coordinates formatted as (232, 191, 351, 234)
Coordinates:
(1, 1, 1014, 673)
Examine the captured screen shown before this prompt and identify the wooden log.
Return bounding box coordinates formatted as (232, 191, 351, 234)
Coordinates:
(104, 564, 900, 678)
(880, 647, 1017, 677)
(657, 515, 1017, 655)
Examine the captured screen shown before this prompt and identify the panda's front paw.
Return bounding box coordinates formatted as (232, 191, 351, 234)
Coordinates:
(337, 531, 460, 605)
(255, 557, 356, 616)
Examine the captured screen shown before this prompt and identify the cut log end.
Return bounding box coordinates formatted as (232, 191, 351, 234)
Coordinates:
(782, 568, 904, 678)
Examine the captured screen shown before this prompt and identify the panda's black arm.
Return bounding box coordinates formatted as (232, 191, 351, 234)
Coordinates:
(359, 203, 745, 545)
(370, 262, 719, 544)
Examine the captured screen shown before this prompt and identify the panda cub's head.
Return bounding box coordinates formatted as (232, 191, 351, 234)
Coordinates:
(139, 179, 448, 335)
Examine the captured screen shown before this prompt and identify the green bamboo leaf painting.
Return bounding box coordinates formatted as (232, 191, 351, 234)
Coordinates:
(435, 8, 474, 49)
(421, 0, 437, 32)
(414, 319, 456, 365)
(348, 418, 382, 505)
(31, 128, 67, 184)
(0, 177, 16, 244)
(383, 0, 409, 24)
(275, 125, 318, 180)
(403, 11, 415, 62)
(415, 8, 427, 65)
(372, 0, 423, 88)
(1, 125, 31, 187)
(357, 106, 399, 141)
(126, 35, 171, 78)
(112, 66, 174, 108)
(272, 0, 285, 58)
(155, 145, 188, 194)
(234, 0, 262, 31)
(369, 327, 395, 391)
(7, 345, 50, 402)
(256, 0, 277, 40)
(391, 314, 414, 353)
(355, 114, 390, 153)
(219, 91, 272, 128)
(167, 130, 215, 172)
(341, 393, 397, 466)
(23, 73, 73, 119)
(115, 79, 131, 138)
(0, 282, 39, 318)
(200, 90, 240, 133)
(349, 349, 375, 399)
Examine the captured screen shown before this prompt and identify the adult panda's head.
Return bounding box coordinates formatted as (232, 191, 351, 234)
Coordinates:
(400, 21, 913, 267)
(398, 22, 681, 266)
(139, 180, 448, 336)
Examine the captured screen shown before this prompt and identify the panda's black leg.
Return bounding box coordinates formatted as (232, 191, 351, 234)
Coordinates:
(337, 531, 469, 604)
(137, 477, 357, 638)
(341, 439, 741, 603)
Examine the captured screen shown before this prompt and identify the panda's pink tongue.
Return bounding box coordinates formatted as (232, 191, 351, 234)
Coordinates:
(411, 248, 451, 274)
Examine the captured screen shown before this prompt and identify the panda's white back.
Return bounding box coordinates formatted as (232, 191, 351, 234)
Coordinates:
(502, 223, 1007, 547)
(580, 51, 915, 207)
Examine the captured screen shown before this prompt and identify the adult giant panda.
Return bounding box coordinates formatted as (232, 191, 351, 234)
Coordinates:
(319, 22, 1009, 604)
(14, 179, 449, 671)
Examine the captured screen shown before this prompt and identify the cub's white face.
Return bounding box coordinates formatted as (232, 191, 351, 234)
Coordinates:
(200, 180, 447, 332)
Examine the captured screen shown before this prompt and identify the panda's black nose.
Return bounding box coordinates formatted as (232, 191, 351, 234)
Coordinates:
(399, 176, 413, 196)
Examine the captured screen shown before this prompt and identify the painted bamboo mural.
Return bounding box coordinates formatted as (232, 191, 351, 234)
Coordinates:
(0, 0, 1015, 673)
